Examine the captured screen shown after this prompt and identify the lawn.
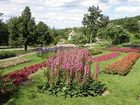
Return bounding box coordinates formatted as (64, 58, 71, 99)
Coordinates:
(2, 51, 140, 105)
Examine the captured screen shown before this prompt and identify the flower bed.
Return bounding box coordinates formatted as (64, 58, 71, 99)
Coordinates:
(7, 62, 48, 85)
(105, 53, 140, 75)
(111, 47, 140, 53)
(36, 46, 74, 58)
(41, 48, 106, 97)
(0, 58, 30, 69)
(92, 52, 120, 62)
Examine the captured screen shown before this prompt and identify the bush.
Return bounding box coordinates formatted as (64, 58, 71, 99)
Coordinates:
(88, 49, 102, 55)
(41, 48, 106, 97)
(0, 73, 16, 104)
(0, 51, 16, 59)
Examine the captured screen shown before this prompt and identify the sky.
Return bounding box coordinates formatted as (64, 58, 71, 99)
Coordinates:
(0, 0, 140, 29)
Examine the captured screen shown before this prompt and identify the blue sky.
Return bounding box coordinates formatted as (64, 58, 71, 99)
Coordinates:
(0, 0, 140, 29)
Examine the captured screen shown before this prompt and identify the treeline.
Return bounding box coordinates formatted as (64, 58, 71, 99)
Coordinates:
(0, 6, 59, 50)
(111, 15, 140, 35)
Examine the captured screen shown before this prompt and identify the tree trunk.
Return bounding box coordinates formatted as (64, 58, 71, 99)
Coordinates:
(24, 44, 28, 51)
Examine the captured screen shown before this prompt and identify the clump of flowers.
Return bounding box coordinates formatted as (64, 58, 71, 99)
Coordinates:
(92, 52, 120, 62)
(42, 48, 106, 97)
(105, 53, 140, 75)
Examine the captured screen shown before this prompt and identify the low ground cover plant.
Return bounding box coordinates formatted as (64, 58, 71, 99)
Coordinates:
(0, 51, 16, 59)
(92, 52, 120, 62)
(41, 48, 106, 97)
(105, 53, 140, 75)
(0, 58, 30, 69)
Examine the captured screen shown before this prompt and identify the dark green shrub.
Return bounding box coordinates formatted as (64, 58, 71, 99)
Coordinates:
(0, 73, 16, 104)
(0, 51, 16, 59)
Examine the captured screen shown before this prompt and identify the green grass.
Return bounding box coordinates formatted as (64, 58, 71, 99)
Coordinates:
(4, 52, 140, 105)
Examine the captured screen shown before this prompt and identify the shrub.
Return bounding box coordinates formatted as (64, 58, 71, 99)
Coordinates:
(0, 73, 16, 104)
(89, 49, 102, 55)
(41, 48, 106, 97)
(0, 51, 16, 59)
(105, 53, 140, 75)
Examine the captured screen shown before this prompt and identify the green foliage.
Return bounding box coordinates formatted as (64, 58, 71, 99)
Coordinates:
(35, 22, 53, 46)
(111, 15, 140, 37)
(7, 17, 23, 47)
(0, 20, 9, 46)
(88, 48, 102, 55)
(70, 34, 88, 46)
(36, 52, 54, 59)
(0, 51, 16, 59)
(41, 69, 106, 98)
(19, 6, 36, 50)
(82, 6, 109, 43)
(97, 23, 130, 45)
(0, 73, 16, 104)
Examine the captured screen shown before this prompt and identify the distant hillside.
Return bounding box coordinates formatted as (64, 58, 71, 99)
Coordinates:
(111, 15, 140, 34)
(111, 15, 140, 24)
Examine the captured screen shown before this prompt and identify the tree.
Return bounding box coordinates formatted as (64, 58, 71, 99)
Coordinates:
(70, 34, 88, 46)
(19, 6, 35, 50)
(123, 18, 139, 33)
(7, 17, 22, 47)
(97, 23, 130, 45)
(82, 6, 109, 43)
(35, 21, 52, 47)
(0, 20, 9, 46)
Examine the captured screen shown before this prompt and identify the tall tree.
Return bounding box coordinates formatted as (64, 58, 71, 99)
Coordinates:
(0, 20, 9, 46)
(19, 6, 35, 50)
(35, 21, 52, 47)
(7, 17, 22, 47)
(0, 13, 9, 46)
(82, 6, 109, 43)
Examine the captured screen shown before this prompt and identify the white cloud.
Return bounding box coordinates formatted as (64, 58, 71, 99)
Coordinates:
(0, 0, 139, 28)
(115, 6, 140, 14)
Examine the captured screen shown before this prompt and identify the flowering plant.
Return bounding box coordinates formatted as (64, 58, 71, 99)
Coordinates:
(105, 53, 140, 75)
(92, 52, 120, 62)
(7, 62, 48, 85)
(42, 48, 106, 97)
(0, 58, 30, 69)
(111, 47, 140, 53)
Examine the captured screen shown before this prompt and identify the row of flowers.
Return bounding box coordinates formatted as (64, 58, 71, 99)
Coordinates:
(111, 47, 140, 53)
(105, 53, 140, 75)
(7, 62, 48, 85)
(0, 58, 30, 69)
(92, 52, 120, 62)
